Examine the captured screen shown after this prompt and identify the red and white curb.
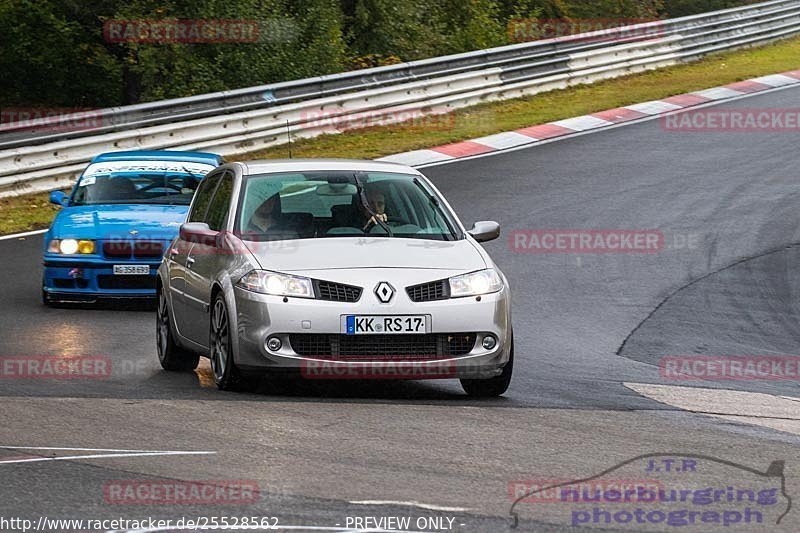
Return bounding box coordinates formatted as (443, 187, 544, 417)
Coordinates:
(377, 69, 800, 167)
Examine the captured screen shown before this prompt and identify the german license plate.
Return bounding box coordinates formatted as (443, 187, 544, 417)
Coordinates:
(344, 315, 429, 335)
(113, 264, 150, 275)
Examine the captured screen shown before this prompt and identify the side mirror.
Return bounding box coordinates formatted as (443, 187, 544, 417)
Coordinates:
(468, 221, 500, 243)
(180, 222, 219, 247)
(49, 191, 68, 207)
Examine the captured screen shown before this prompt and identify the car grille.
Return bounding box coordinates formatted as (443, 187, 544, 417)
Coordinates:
(133, 241, 164, 257)
(102, 240, 164, 259)
(52, 278, 90, 289)
(97, 275, 155, 290)
(406, 279, 449, 302)
(103, 241, 133, 258)
(315, 280, 362, 302)
(289, 333, 476, 358)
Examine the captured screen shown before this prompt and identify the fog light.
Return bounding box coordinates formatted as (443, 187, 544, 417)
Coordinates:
(266, 337, 282, 352)
(77, 240, 95, 254)
(482, 335, 497, 350)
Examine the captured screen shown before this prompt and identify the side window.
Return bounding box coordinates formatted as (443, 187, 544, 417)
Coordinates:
(187, 171, 223, 223)
(205, 172, 234, 231)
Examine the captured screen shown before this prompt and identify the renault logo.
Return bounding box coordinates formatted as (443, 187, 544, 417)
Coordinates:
(129, 229, 139, 236)
(374, 282, 395, 303)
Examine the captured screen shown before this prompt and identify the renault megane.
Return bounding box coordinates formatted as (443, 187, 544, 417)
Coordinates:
(156, 159, 513, 397)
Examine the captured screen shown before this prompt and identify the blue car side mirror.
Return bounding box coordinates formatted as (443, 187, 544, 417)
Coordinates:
(49, 191, 67, 207)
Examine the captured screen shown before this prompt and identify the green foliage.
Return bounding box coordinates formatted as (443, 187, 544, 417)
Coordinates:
(662, 0, 751, 18)
(0, 0, 753, 108)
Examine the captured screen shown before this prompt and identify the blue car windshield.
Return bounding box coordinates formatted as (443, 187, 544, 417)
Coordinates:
(71, 172, 204, 206)
(70, 161, 214, 205)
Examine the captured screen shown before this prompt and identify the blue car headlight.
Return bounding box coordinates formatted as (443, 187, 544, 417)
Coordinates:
(48, 239, 96, 255)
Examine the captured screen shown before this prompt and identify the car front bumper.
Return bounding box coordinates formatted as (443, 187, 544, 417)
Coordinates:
(231, 283, 511, 380)
(43, 256, 161, 301)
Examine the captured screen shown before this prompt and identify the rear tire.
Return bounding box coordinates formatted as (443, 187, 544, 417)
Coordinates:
(157, 289, 199, 371)
(210, 294, 254, 391)
(460, 335, 513, 397)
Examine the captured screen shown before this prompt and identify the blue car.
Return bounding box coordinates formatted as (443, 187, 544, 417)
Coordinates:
(42, 150, 224, 304)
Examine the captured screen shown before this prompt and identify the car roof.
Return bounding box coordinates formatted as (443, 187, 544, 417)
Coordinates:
(90, 150, 224, 166)
(239, 158, 420, 175)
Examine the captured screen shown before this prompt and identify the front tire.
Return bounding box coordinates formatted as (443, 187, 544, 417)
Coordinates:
(460, 336, 513, 397)
(210, 294, 252, 391)
(157, 289, 199, 371)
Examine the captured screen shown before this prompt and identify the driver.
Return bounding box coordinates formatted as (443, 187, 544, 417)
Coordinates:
(360, 189, 388, 231)
(246, 193, 279, 233)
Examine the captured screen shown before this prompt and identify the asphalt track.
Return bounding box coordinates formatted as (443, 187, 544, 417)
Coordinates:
(1, 85, 800, 532)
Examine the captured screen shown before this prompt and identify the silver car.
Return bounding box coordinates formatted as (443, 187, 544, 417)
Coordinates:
(156, 159, 513, 397)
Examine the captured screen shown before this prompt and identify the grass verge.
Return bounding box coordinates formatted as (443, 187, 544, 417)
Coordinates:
(2, 35, 800, 236)
(0, 191, 61, 236)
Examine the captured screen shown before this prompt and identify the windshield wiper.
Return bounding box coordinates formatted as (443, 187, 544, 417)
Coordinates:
(181, 166, 205, 179)
(413, 177, 440, 207)
(353, 173, 393, 237)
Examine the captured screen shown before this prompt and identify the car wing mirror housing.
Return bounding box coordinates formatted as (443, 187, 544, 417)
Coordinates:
(468, 221, 500, 242)
(180, 222, 219, 247)
(49, 191, 68, 207)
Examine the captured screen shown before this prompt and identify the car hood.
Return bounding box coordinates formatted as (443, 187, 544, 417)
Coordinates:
(49, 204, 188, 240)
(248, 237, 486, 272)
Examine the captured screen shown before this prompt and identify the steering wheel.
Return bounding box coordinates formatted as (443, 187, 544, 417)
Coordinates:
(365, 217, 414, 234)
(386, 216, 412, 227)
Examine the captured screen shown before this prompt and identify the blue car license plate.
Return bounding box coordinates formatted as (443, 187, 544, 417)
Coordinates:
(113, 265, 150, 275)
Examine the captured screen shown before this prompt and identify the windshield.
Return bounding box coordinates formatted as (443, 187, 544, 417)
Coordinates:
(70, 161, 214, 206)
(236, 171, 461, 241)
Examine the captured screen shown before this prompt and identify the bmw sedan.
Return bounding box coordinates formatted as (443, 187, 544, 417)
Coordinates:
(43, 150, 223, 304)
(157, 159, 513, 397)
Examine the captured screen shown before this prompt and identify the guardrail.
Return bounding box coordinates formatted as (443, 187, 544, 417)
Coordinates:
(1, 0, 799, 197)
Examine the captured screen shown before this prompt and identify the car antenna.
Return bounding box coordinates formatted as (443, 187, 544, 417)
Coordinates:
(286, 120, 293, 159)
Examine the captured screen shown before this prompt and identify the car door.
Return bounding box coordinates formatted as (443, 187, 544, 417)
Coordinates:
(182, 170, 234, 345)
(171, 170, 223, 339)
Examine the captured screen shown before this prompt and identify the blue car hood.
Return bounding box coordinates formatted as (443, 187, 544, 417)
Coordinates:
(49, 204, 189, 241)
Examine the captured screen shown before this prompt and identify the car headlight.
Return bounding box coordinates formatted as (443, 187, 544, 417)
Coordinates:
(48, 239, 96, 255)
(449, 268, 503, 298)
(237, 270, 315, 298)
